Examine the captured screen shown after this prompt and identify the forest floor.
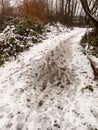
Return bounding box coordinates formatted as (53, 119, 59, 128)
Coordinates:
(0, 24, 98, 130)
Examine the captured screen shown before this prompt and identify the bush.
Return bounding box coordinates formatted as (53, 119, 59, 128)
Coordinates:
(81, 28, 98, 57)
(0, 20, 45, 66)
(18, 0, 50, 23)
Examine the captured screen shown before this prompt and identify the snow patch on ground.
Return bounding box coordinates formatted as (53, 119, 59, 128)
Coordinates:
(0, 25, 98, 130)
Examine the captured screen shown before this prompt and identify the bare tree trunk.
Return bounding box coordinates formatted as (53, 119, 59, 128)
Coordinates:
(1, 0, 6, 13)
(80, 0, 98, 28)
(60, 0, 64, 23)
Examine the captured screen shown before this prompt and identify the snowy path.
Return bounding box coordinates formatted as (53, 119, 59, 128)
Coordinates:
(0, 28, 98, 130)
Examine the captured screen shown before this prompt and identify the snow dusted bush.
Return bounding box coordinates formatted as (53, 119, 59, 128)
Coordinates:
(0, 20, 45, 66)
(81, 29, 98, 57)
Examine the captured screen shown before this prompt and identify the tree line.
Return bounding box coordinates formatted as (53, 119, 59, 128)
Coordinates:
(0, 0, 98, 27)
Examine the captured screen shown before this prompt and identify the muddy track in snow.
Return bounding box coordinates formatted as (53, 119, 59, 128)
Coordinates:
(22, 31, 84, 92)
(0, 29, 98, 130)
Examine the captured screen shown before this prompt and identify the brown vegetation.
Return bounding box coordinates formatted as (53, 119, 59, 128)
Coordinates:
(18, 0, 50, 23)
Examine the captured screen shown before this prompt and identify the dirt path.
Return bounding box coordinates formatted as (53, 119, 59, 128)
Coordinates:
(0, 28, 98, 130)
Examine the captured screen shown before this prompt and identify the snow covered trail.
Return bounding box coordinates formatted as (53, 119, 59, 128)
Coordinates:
(0, 27, 98, 130)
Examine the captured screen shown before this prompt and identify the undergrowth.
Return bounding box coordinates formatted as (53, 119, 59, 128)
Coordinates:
(81, 28, 98, 57)
(0, 19, 45, 66)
